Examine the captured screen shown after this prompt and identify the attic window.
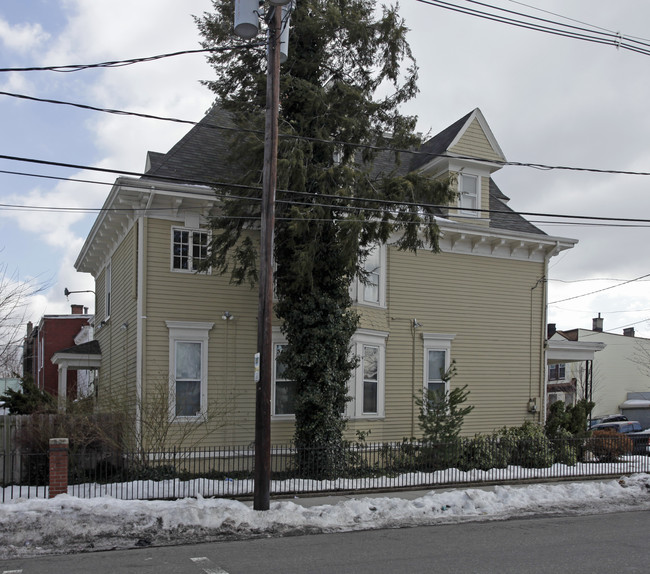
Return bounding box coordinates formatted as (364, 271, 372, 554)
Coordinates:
(172, 227, 210, 273)
(459, 173, 479, 216)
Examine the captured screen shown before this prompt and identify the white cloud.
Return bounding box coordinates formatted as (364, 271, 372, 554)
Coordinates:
(0, 18, 50, 53)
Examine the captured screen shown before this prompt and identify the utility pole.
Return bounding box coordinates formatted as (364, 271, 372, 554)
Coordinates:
(253, 4, 281, 512)
(234, 0, 291, 511)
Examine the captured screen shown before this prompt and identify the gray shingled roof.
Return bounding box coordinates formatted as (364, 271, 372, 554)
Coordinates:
(489, 179, 545, 235)
(56, 340, 101, 356)
(143, 105, 545, 236)
(144, 105, 241, 185)
(409, 110, 474, 172)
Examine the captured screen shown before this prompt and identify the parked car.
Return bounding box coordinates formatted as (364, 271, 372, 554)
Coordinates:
(590, 420, 650, 455)
(589, 414, 628, 429)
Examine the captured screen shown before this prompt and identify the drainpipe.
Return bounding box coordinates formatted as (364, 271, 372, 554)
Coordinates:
(135, 201, 151, 450)
(539, 242, 560, 422)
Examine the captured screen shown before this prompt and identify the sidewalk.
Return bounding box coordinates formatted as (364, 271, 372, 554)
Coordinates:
(246, 485, 503, 508)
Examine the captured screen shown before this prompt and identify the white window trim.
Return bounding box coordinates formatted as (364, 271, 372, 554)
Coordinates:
(271, 328, 294, 420)
(170, 226, 211, 274)
(458, 172, 480, 217)
(352, 244, 387, 308)
(348, 329, 389, 419)
(422, 333, 456, 398)
(165, 320, 214, 421)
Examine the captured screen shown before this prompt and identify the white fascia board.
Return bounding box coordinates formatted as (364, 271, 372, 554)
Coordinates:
(75, 177, 219, 276)
(51, 352, 102, 369)
(546, 339, 606, 363)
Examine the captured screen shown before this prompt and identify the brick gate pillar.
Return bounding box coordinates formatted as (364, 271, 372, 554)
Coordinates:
(48, 438, 69, 498)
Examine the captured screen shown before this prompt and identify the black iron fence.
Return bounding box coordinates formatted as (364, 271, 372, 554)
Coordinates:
(2, 435, 650, 502)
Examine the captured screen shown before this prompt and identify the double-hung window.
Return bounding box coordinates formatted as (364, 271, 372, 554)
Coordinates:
(459, 173, 479, 215)
(166, 321, 213, 419)
(353, 244, 386, 307)
(548, 363, 566, 381)
(349, 329, 388, 418)
(273, 342, 297, 416)
(172, 227, 210, 272)
(271, 329, 297, 417)
(422, 333, 455, 400)
(363, 248, 381, 304)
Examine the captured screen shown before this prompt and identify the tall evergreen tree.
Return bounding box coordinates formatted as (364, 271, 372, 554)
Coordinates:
(196, 0, 455, 475)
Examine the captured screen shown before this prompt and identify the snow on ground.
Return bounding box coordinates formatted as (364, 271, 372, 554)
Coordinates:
(1, 474, 650, 559)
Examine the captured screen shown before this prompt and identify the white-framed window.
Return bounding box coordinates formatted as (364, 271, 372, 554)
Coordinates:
(422, 333, 456, 399)
(171, 227, 210, 272)
(353, 244, 387, 307)
(105, 261, 112, 320)
(273, 341, 296, 416)
(271, 329, 296, 417)
(165, 321, 214, 419)
(548, 363, 566, 381)
(458, 173, 479, 216)
(348, 329, 388, 419)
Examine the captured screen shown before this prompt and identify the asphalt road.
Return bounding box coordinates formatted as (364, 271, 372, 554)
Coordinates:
(1, 509, 648, 573)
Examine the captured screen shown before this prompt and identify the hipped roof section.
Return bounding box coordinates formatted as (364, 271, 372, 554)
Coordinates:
(76, 104, 557, 276)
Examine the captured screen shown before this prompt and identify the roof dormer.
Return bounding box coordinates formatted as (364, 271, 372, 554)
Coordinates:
(416, 108, 506, 226)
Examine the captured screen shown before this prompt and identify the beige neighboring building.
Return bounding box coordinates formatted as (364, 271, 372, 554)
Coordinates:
(72, 106, 576, 448)
(549, 316, 650, 419)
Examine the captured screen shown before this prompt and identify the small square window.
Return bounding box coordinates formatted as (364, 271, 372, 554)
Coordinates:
(172, 228, 210, 272)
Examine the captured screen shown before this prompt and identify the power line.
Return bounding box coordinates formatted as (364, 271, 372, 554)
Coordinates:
(6, 157, 650, 228)
(551, 277, 650, 284)
(506, 0, 646, 41)
(416, 0, 650, 57)
(0, 45, 265, 74)
(549, 271, 650, 304)
(4, 89, 650, 179)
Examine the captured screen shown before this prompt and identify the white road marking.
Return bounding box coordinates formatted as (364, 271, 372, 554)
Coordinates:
(190, 556, 230, 574)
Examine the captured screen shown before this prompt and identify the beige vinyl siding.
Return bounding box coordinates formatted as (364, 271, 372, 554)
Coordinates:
(448, 118, 501, 221)
(349, 246, 546, 441)
(142, 218, 262, 447)
(449, 118, 501, 163)
(95, 225, 138, 419)
(134, 218, 546, 447)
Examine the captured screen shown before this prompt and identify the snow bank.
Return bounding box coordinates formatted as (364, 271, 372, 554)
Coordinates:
(1, 474, 649, 559)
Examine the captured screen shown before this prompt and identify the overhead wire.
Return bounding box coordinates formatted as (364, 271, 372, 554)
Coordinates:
(4, 89, 650, 178)
(0, 45, 265, 74)
(5, 154, 650, 229)
(416, 0, 650, 56)
(549, 272, 650, 304)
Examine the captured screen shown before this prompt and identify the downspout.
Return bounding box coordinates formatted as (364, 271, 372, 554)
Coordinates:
(539, 242, 559, 422)
(136, 215, 144, 449)
(411, 321, 416, 438)
(135, 196, 151, 449)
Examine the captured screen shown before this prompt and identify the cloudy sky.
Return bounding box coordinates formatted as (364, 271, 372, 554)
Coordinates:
(1, 0, 650, 343)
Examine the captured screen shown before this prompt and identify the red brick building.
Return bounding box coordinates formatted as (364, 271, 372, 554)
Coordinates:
(23, 305, 93, 398)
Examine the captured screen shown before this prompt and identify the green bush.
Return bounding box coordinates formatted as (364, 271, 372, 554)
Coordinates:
(418, 440, 463, 471)
(552, 428, 578, 466)
(379, 439, 420, 474)
(458, 435, 499, 471)
(498, 422, 555, 468)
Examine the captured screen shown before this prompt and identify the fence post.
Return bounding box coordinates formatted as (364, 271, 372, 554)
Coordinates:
(49, 438, 69, 498)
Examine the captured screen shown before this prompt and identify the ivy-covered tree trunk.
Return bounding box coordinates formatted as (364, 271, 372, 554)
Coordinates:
(274, 219, 359, 477)
(196, 0, 456, 477)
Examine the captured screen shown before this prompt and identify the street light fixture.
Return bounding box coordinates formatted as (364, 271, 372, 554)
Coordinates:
(64, 287, 95, 299)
